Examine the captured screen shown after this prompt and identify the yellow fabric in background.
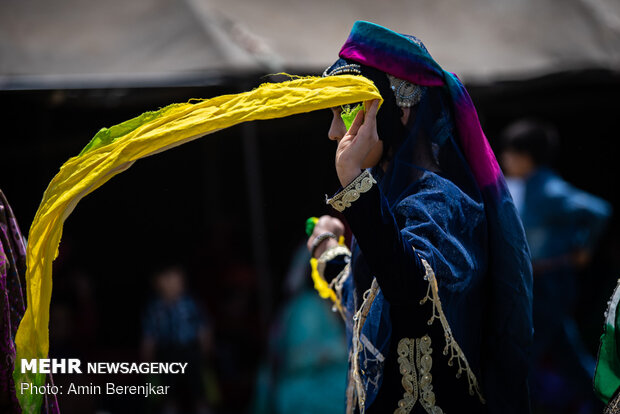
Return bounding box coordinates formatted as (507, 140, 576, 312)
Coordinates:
(13, 75, 382, 413)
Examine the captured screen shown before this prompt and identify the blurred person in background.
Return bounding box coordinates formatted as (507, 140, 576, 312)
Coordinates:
(499, 118, 612, 413)
(252, 243, 348, 414)
(141, 265, 213, 414)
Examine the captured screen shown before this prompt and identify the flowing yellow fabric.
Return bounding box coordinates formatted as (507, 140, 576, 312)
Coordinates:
(13, 75, 381, 413)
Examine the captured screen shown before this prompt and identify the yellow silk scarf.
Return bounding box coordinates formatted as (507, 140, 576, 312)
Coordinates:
(13, 75, 381, 413)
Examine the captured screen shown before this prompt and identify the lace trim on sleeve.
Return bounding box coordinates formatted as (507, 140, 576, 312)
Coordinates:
(326, 170, 377, 212)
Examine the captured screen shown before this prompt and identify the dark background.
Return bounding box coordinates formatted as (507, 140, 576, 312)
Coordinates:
(1, 68, 619, 412)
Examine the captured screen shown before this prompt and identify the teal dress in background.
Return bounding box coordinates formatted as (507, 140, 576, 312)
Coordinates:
(253, 290, 348, 414)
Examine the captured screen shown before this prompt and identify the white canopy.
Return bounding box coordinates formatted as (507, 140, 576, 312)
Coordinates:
(2, 0, 619, 88)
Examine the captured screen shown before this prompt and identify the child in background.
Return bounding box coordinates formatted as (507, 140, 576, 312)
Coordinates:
(142, 265, 212, 414)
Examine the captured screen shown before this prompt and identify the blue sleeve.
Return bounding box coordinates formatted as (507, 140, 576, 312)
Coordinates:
(342, 176, 486, 303)
(528, 173, 613, 255)
(547, 179, 612, 250)
(341, 183, 425, 305)
(395, 182, 486, 293)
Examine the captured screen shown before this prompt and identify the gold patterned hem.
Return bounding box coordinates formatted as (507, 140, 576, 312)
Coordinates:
(326, 170, 376, 212)
(395, 338, 418, 413)
(395, 335, 444, 414)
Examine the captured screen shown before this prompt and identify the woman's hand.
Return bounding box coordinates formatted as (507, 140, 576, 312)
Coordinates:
(307, 215, 345, 258)
(335, 100, 381, 187)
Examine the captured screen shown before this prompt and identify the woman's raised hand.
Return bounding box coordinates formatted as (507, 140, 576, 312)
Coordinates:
(335, 100, 381, 187)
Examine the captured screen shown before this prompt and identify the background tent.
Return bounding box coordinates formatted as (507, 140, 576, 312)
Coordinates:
(2, 0, 620, 88)
(207, 0, 620, 80)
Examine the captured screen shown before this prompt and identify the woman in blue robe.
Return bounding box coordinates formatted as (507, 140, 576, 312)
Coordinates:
(306, 21, 533, 414)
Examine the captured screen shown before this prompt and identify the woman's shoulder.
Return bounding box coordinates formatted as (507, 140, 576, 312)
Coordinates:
(393, 171, 485, 227)
(398, 171, 478, 208)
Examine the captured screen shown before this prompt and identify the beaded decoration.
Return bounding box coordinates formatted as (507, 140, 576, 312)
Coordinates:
(327, 170, 376, 212)
(322, 63, 362, 77)
(387, 74, 425, 108)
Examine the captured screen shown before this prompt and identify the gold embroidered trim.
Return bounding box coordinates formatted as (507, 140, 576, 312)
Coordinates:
(329, 263, 350, 320)
(314, 245, 351, 319)
(395, 335, 443, 414)
(334, 264, 354, 414)
(395, 338, 418, 414)
(349, 278, 380, 414)
(317, 245, 351, 277)
(326, 170, 376, 212)
(331, 262, 350, 305)
(419, 257, 485, 403)
(417, 335, 443, 414)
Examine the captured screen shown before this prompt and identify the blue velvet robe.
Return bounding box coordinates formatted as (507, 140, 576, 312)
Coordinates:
(326, 170, 495, 413)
